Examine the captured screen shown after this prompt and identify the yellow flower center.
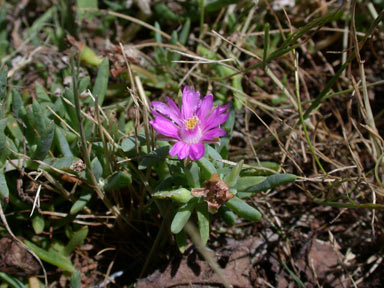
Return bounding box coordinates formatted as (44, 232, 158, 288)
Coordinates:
(185, 116, 199, 130)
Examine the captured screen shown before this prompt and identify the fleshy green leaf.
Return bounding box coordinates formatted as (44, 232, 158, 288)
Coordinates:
(185, 162, 200, 188)
(179, 18, 191, 45)
(225, 197, 262, 221)
(55, 127, 74, 157)
(70, 191, 92, 215)
(91, 157, 103, 180)
(205, 0, 240, 12)
(7, 115, 24, 144)
(32, 101, 54, 161)
(103, 171, 132, 191)
(42, 156, 80, 171)
(0, 68, 7, 118)
(232, 75, 243, 109)
(77, 0, 98, 21)
(24, 240, 75, 272)
(0, 171, 9, 203)
(70, 270, 81, 288)
(219, 206, 236, 226)
(224, 160, 243, 188)
(0, 118, 8, 165)
(235, 176, 266, 191)
(171, 200, 197, 234)
(197, 201, 210, 246)
(246, 173, 296, 193)
(32, 214, 45, 234)
(0, 271, 26, 288)
(63, 226, 88, 256)
(197, 157, 217, 181)
(206, 145, 223, 168)
(175, 230, 188, 254)
(153, 188, 192, 203)
(35, 81, 51, 102)
(92, 58, 109, 105)
(138, 146, 170, 170)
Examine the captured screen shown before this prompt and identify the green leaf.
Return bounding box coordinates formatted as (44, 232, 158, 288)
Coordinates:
(171, 199, 197, 234)
(92, 58, 109, 105)
(70, 270, 81, 288)
(154, 3, 179, 22)
(154, 21, 163, 44)
(153, 188, 192, 203)
(224, 160, 243, 188)
(235, 176, 266, 190)
(232, 75, 243, 110)
(179, 18, 191, 45)
(42, 156, 80, 171)
(175, 230, 188, 254)
(33, 125, 54, 160)
(121, 137, 136, 152)
(91, 157, 103, 180)
(205, 0, 240, 12)
(6, 115, 23, 144)
(225, 197, 262, 221)
(253, 161, 280, 175)
(32, 214, 45, 234)
(184, 162, 200, 188)
(32, 101, 54, 161)
(0, 118, 8, 165)
(78, 76, 90, 93)
(35, 81, 51, 102)
(63, 226, 88, 256)
(0, 171, 9, 203)
(121, 135, 146, 153)
(24, 240, 75, 272)
(26, 7, 55, 38)
(197, 157, 217, 181)
(206, 145, 223, 168)
(77, 0, 98, 21)
(0, 272, 26, 288)
(263, 23, 270, 69)
(11, 88, 23, 118)
(63, 89, 79, 129)
(138, 146, 170, 170)
(246, 173, 296, 193)
(70, 190, 92, 215)
(0, 67, 7, 117)
(103, 171, 132, 191)
(197, 201, 210, 246)
(55, 127, 74, 157)
(219, 206, 236, 226)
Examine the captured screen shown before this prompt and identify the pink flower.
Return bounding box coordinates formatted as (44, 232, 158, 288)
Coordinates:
(150, 86, 229, 161)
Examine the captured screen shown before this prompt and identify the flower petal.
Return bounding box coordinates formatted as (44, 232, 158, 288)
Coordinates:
(150, 115, 180, 139)
(167, 97, 181, 114)
(201, 128, 226, 141)
(181, 86, 200, 119)
(179, 126, 202, 145)
(189, 144, 205, 160)
(202, 106, 229, 130)
(217, 104, 230, 114)
(178, 143, 191, 160)
(152, 100, 181, 124)
(197, 93, 213, 120)
(169, 141, 185, 157)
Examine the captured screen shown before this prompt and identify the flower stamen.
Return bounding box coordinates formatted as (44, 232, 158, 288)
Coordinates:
(185, 116, 199, 130)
